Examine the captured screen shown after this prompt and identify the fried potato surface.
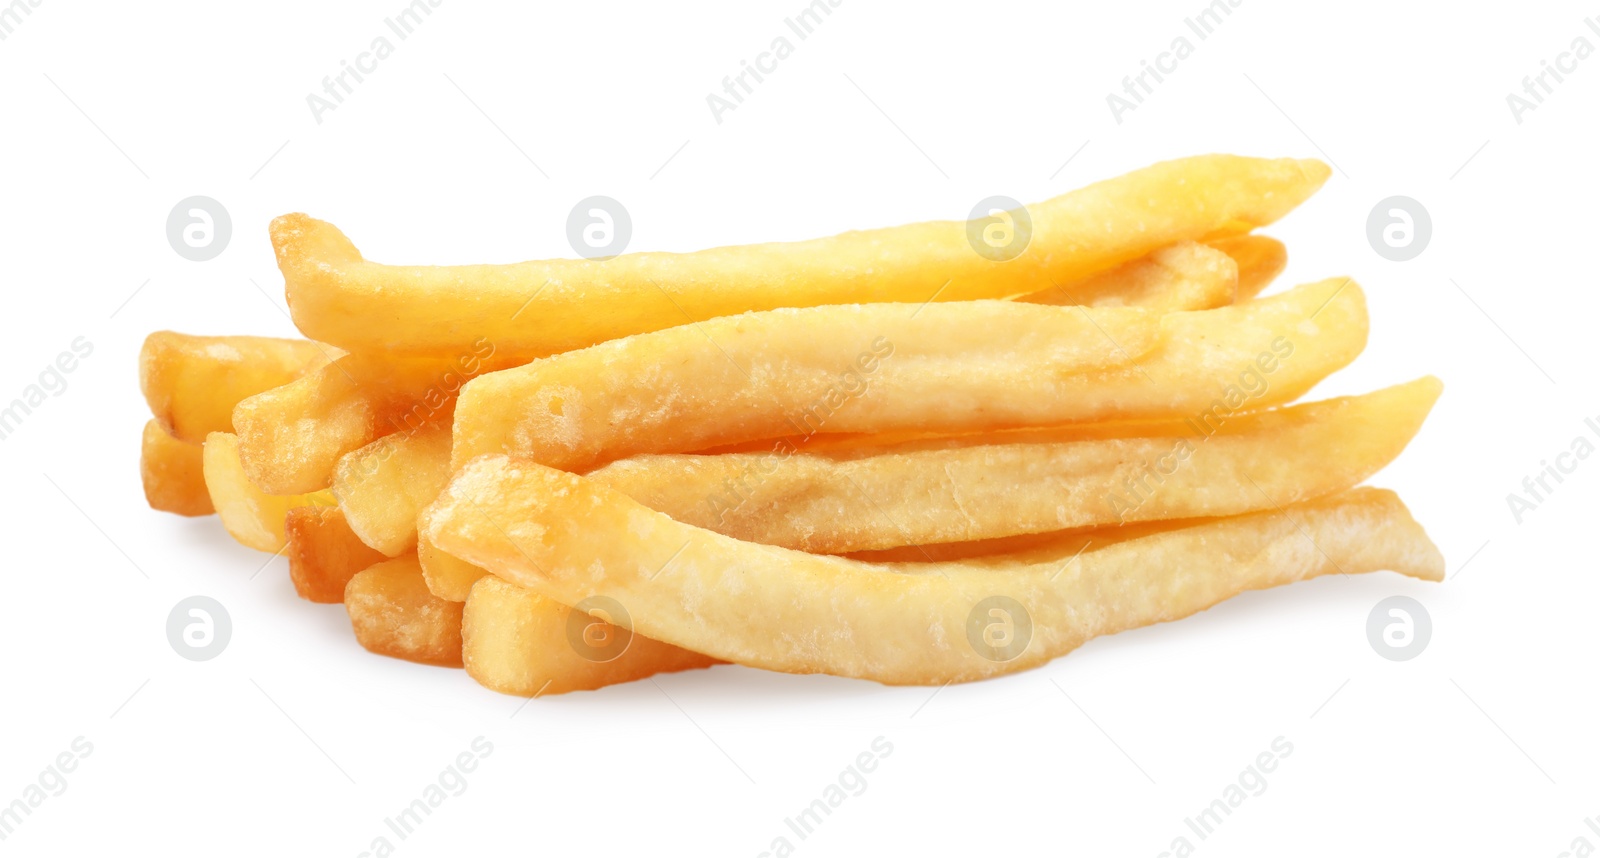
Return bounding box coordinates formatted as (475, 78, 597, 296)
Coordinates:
(275, 156, 1328, 357)
(463, 576, 719, 697)
(286, 506, 387, 603)
(332, 421, 453, 556)
(202, 432, 334, 552)
(1017, 241, 1236, 311)
(453, 279, 1366, 472)
(1209, 234, 1289, 301)
(425, 460, 1442, 685)
(141, 419, 212, 516)
(418, 533, 488, 602)
(140, 332, 333, 442)
(585, 377, 1442, 553)
(345, 555, 464, 667)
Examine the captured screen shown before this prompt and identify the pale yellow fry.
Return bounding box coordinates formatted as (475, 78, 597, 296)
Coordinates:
(418, 533, 488, 602)
(424, 460, 1443, 685)
(286, 506, 386, 604)
(463, 576, 719, 697)
(345, 555, 463, 668)
(140, 331, 335, 442)
(585, 377, 1442, 554)
(275, 155, 1329, 357)
(1209, 234, 1289, 301)
(454, 279, 1367, 472)
(1016, 241, 1236, 311)
(332, 421, 453, 556)
(141, 419, 212, 517)
(202, 432, 334, 553)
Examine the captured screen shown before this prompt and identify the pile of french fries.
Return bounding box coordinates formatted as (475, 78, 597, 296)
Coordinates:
(139, 154, 1444, 694)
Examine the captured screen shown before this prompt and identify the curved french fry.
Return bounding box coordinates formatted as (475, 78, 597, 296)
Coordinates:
(1209, 234, 1289, 301)
(345, 556, 464, 668)
(140, 332, 335, 442)
(463, 576, 719, 696)
(274, 156, 1329, 357)
(453, 279, 1367, 472)
(141, 419, 212, 516)
(202, 432, 334, 552)
(424, 460, 1443, 685)
(1017, 241, 1236, 311)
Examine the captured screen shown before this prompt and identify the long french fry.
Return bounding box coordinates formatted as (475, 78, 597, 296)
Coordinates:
(140, 332, 335, 442)
(1017, 240, 1236, 311)
(274, 156, 1329, 357)
(463, 576, 719, 696)
(453, 279, 1367, 473)
(286, 506, 387, 603)
(141, 419, 212, 516)
(345, 556, 464, 667)
(424, 460, 1442, 685)
(202, 432, 333, 552)
(584, 377, 1441, 554)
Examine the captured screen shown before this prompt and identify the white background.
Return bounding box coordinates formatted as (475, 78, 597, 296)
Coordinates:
(1, 1, 1595, 855)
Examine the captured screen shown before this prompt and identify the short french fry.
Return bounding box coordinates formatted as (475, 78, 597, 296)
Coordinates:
(418, 534, 487, 602)
(140, 332, 334, 442)
(141, 419, 212, 516)
(583, 377, 1442, 554)
(463, 576, 719, 697)
(286, 506, 387, 603)
(202, 432, 334, 552)
(1209, 234, 1289, 301)
(233, 345, 498, 494)
(1017, 241, 1236, 311)
(345, 556, 463, 667)
(453, 279, 1367, 472)
(332, 422, 453, 556)
(275, 156, 1329, 358)
(424, 460, 1443, 685)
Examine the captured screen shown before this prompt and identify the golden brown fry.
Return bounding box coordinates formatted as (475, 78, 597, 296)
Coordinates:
(584, 377, 1442, 553)
(275, 156, 1329, 357)
(233, 344, 499, 495)
(140, 332, 333, 442)
(332, 422, 453, 556)
(453, 279, 1367, 473)
(1017, 241, 1236, 311)
(463, 576, 719, 696)
(418, 533, 487, 602)
(425, 459, 1443, 685)
(345, 555, 464, 667)
(202, 432, 334, 552)
(286, 506, 387, 603)
(1209, 234, 1289, 301)
(141, 419, 212, 516)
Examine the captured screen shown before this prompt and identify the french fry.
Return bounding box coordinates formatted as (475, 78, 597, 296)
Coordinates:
(286, 506, 387, 603)
(1017, 241, 1236, 311)
(332, 422, 453, 556)
(345, 555, 464, 667)
(140, 332, 334, 442)
(274, 156, 1329, 358)
(463, 576, 719, 696)
(1210, 234, 1289, 301)
(141, 419, 212, 516)
(424, 460, 1443, 685)
(202, 432, 334, 552)
(233, 345, 498, 494)
(418, 533, 488, 602)
(583, 377, 1442, 554)
(453, 279, 1367, 473)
